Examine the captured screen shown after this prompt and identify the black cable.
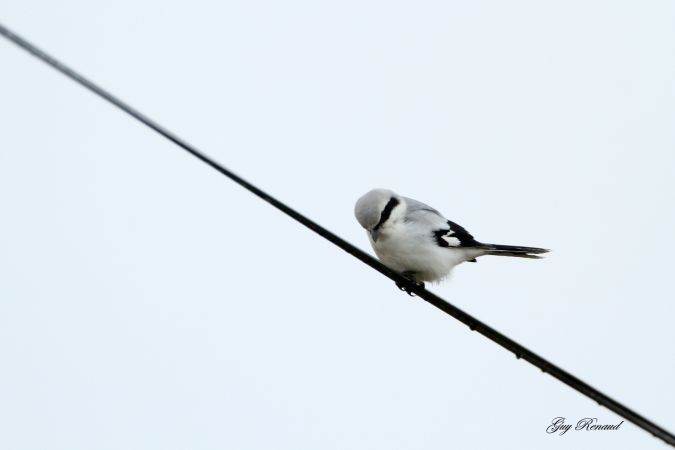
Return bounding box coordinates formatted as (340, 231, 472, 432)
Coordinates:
(1, 22, 673, 447)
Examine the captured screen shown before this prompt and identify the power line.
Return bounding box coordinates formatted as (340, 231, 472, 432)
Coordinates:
(1, 22, 673, 447)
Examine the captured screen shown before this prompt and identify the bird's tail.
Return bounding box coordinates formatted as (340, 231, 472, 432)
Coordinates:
(478, 243, 549, 259)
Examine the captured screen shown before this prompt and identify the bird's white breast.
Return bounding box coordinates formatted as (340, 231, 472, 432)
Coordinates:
(370, 220, 483, 282)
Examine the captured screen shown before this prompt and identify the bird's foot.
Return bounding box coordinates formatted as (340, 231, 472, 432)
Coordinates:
(396, 272, 425, 296)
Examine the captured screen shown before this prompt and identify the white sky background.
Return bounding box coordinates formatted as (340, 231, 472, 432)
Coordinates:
(1, 0, 674, 449)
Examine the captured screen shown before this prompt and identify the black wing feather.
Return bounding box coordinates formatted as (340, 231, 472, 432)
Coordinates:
(433, 220, 481, 248)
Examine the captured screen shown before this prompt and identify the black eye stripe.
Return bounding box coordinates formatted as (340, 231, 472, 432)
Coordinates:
(374, 197, 400, 230)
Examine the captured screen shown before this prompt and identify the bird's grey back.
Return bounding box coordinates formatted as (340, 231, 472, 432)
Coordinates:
(402, 196, 448, 229)
(403, 196, 443, 217)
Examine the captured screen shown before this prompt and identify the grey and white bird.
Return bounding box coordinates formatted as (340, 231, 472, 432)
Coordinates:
(354, 188, 548, 291)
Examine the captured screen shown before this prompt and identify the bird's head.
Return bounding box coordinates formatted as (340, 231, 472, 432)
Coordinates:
(354, 188, 405, 242)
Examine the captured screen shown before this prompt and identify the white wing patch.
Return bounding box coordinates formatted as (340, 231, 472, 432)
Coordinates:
(440, 234, 461, 247)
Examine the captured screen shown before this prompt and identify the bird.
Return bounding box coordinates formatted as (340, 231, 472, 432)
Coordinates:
(354, 188, 548, 293)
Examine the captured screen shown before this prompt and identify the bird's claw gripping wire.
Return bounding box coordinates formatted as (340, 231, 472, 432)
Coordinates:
(396, 272, 425, 296)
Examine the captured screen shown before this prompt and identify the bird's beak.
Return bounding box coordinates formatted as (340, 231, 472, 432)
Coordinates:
(370, 228, 380, 242)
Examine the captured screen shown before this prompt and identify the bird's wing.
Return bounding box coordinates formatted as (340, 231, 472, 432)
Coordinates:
(403, 196, 481, 248)
(433, 219, 481, 248)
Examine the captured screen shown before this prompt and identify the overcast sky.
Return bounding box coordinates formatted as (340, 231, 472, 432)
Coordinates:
(1, 1, 674, 449)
